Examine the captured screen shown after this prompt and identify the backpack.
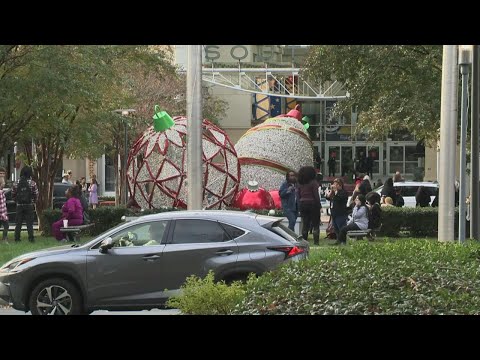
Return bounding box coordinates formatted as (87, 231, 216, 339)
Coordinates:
(368, 204, 382, 230)
(16, 177, 32, 205)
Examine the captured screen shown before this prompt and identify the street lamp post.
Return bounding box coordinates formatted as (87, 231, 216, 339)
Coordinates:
(113, 109, 136, 206)
(186, 45, 203, 210)
(13, 141, 18, 183)
(471, 45, 480, 240)
(458, 45, 473, 243)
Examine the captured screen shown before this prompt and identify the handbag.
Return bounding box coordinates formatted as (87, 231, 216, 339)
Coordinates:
(325, 216, 337, 239)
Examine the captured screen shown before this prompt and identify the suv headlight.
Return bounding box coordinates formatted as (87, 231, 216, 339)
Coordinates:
(0, 258, 35, 273)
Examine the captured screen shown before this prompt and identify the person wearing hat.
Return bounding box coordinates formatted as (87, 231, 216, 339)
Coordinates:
(62, 172, 72, 185)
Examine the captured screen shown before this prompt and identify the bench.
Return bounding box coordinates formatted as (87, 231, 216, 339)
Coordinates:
(99, 201, 116, 207)
(60, 223, 95, 242)
(347, 227, 381, 241)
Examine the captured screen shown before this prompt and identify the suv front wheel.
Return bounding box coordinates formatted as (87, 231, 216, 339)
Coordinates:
(29, 278, 82, 315)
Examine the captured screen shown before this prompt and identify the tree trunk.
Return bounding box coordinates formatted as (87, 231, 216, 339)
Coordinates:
(35, 139, 62, 233)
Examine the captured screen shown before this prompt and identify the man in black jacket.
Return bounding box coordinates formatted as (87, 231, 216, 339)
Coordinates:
(12, 166, 39, 242)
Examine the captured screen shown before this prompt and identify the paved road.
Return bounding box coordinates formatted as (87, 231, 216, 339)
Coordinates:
(0, 306, 180, 315)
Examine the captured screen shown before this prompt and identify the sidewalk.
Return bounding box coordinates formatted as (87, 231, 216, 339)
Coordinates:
(8, 224, 39, 231)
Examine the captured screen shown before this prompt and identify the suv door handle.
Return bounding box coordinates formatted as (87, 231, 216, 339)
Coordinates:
(215, 249, 234, 256)
(143, 254, 161, 261)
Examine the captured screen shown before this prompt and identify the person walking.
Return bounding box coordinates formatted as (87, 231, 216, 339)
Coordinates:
(297, 166, 321, 245)
(12, 166, 39, 242)
(327, 156, 336, 177)
(279, 171, 298, 232)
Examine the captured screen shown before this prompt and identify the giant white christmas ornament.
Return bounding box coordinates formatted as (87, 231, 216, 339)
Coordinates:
(235, 105, 314, 191)
(127, 114, 240, 210)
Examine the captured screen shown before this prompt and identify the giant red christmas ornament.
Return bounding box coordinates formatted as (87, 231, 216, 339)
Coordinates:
(233, 181, 275, 210)
(235, 105, 313, 191)
(127, 114, 240, 210)
(269, 190, 282, 210)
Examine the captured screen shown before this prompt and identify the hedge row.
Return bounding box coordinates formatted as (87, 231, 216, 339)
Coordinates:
(40, 206, 458, 238)
(232, 240, 480, 315)
(377, 207, 460, 237)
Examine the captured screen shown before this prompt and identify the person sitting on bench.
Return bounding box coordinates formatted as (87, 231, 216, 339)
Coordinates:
(52, 186, 83, 241)
(335, 194, 369, 245)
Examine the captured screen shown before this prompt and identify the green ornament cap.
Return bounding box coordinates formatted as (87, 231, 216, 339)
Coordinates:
(153, 105, 175, 132)
(302, 116, 310, 130)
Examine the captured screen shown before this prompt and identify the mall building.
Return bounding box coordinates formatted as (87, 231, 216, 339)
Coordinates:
(175, 45, 434, 183)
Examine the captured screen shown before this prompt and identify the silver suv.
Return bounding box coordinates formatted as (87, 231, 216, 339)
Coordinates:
(0, 211, 308, 315)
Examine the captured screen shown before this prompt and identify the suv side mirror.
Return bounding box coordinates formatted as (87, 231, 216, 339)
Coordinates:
(99, 237, 114, 253)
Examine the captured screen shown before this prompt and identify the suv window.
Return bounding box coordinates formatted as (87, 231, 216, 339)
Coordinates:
(219, 223, 245, 239)
(112, 221, 168, 247)
(54, 184, 71, 197)
(271, 221, 299, 243)
(398, 186, 418, 197)
(171, 219, 230, 244)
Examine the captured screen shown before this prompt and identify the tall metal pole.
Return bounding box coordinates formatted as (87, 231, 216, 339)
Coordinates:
(438, 45, 458, 242)
(459, 63, 470, 242)
(13, 141, 17, 182)
(187, 45, 203, 210)
(471, 45, 480, 240)
(124, 120, 128, 206)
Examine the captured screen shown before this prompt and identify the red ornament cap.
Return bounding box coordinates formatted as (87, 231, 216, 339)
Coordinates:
(285, 104, 303, 122)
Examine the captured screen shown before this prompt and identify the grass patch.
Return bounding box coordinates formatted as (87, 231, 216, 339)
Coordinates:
(0, 232, 93, 266)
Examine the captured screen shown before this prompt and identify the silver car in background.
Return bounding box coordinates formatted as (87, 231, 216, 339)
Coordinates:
(0, 210, 308, 315)
(375, 181, 439, 207)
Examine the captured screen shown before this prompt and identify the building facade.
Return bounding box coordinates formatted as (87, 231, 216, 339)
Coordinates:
(175, 45, 428, 183)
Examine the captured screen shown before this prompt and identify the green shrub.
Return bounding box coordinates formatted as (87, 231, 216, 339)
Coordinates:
(98, 196, 116, 201)
(40, 209, 62, 236)
(166, 271, 245, 315)
(234, 240, 480, 315)
(379, 207, 459, 237)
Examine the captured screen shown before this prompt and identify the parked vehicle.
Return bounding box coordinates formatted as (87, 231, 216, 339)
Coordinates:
(0, 210, 309, 315)
(3, 183, 71, 223)
(374, 181, 439, 207)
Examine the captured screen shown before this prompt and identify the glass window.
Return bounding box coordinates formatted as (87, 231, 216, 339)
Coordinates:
(271, 221, 299, 242)
(390, 146, 404, 162)
(220, 223, 246, 239)
(405, 146, 418, 161)
(390, 162, 404, 174)
(405, 162, 418, 174)
(105, 154, 115, 192)
(172, 220, 229, 244)
(112, 221, 168, 247)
